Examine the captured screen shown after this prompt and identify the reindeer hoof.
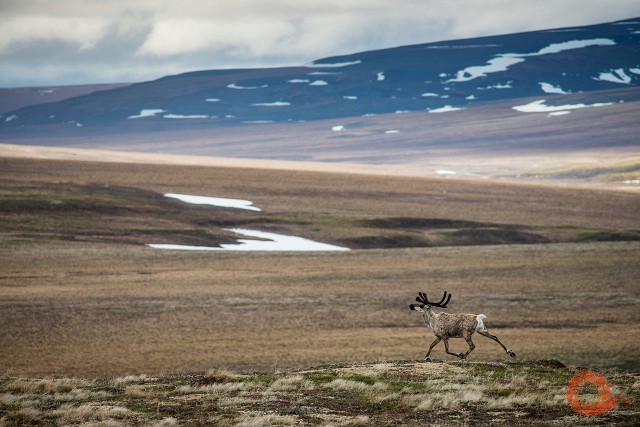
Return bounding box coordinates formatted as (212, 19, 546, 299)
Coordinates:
(457, 353, 465, 359)
(507, 350, 516, 358)
(424, 357, 432, 362)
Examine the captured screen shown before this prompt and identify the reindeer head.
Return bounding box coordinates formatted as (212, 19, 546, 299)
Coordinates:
(409, 291, 451, 312)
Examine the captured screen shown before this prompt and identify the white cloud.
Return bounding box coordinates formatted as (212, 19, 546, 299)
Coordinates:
(136, 18, 297, 57)
(0, 15, 109, 52)
(0, 0, 639, 86)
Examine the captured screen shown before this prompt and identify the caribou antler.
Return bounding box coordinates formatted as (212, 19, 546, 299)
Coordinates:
(416, 291, 451, 308)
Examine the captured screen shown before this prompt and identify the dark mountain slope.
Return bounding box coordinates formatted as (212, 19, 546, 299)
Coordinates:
(0, 83, 130, 114)
(1, 17, 639, 129)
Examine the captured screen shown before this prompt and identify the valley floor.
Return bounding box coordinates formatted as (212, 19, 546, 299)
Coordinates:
(1, 150, 638, 379)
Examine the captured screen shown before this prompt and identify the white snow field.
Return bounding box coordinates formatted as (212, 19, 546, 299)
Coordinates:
(164, 193, 261, 211)
(448, 39, 616, 83)
(128, 109, 165, 119)
(309, 60, 361, 68)
(251, 102, 291, 107)
(153, 194, 350, 251)
(227, 83, 268, 90)
(539, 82, 569, 94)
(149, 229, 349, 252)
(429, 105, 464, 113)
(594, 69, 633, 84)
(163, 114, 209, 119)
(512, 99, 614, 114)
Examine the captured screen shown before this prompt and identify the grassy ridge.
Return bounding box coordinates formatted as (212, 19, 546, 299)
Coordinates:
(1, 360, 638, 426)
(533, 158, 640, 182)
(1, 180, 638, 249)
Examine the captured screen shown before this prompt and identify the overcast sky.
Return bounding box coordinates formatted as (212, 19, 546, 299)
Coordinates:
(1, 0, 639, 88)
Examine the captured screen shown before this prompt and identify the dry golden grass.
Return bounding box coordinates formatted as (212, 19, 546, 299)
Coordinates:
(2, 237, 638, 377)
(0, 155, 639, 379)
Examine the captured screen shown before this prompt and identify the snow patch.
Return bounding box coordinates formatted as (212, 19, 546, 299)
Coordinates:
(488, 82, 513, 89)
(163, 114, 208, 119)
(332, 125, 345, 131)
(343, 96, 358, 100)
(287, 79, 310, 83)
(421, 93, 439, 97)
(594, 69, 633, 84)
(539, 82, 569, 94)
(227, 83, 268, 90)
(149, 228, 349, 252)
(377, 72, 385, 81)
(385, 130, 400, 134)
(154, 194, 348, 251)
(164, 193, 261, 211)
(128, 109, 165, 119)
(5, 114, 17, 122)
(242, 120, 274, 124)
(448, 57, 524, 82)
(436, 170, 457, 175)
(309, 80, 328, 86)
(251, 102, 291, 107)
(429, 105, 464, 113)
(448, 38, 615, 82)
(513, 99, 613, 113)
(309, 60, 361, 68)
(548, 111, 572, 117)
(532, 39, 615, 55)
(205, 98, 220, 102)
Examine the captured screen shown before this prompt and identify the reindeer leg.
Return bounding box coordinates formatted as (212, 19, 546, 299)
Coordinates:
(425, 337, 441, 361)
(461, 335, 476, 359)
(478, 330, 516, 358)
(443, 338, 464, 359)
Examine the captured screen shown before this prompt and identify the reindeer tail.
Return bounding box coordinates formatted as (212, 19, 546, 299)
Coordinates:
(475, 314, 487, 332)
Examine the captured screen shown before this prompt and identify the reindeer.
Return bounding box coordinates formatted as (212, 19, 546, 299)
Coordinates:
(409, 291, 516, 361)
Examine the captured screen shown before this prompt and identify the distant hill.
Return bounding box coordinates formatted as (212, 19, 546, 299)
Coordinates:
(2, 17, 639, 128)
(1, 17, 639, 182)
(0, 83, 130, 115)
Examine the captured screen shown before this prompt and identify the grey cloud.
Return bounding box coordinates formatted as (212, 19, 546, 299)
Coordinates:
(1, 0, 639, 87)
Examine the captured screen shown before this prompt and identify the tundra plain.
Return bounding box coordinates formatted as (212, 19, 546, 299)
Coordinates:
(1, 153, 639, 380)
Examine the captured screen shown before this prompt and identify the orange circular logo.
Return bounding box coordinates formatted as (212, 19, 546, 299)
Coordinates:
(566, 371, 631, 416)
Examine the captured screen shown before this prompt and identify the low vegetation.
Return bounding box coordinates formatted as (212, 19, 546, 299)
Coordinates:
(532, 157, 640, 183)
(1, 360, 638, 426)
(1, 156, 638, 398)
(1, 168, 638, 250)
